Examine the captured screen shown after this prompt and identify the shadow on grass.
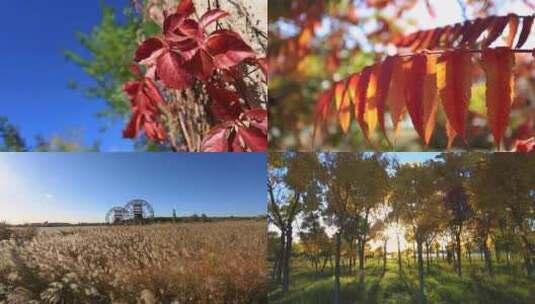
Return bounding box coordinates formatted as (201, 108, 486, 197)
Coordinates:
(270, 259, 535, 304)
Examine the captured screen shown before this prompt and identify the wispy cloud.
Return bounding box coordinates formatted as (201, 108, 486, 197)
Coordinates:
(44, 193, 54, 200)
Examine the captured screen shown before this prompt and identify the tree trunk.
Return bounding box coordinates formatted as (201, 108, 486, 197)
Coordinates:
(334, 232, 342, 304)
(282, 226, 292, 293)
(397, 232, 403, 273)
(425, 243, 430, 273)
(383, 239, 387, 274)
(275, 232, 285, 282)
(455, 231, 462, 276)
(358, 238, 365, 285)
(482, 238, 494, 276)
(417, 241, 426, 304)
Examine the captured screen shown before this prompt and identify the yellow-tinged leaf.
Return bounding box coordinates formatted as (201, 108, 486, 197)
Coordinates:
(506, 14, 519, 48)
(422, 54, 439, 145)
(481, 47, 515, 148)
(334, 80, 351, 133)
(385, 56, 407, 138)
(437, 50, 472, 141)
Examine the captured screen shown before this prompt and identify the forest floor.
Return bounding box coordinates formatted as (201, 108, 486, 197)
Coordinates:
(269, 257, 535, 304)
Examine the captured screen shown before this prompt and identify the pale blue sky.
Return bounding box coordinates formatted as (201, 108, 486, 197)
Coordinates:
(0, 153, 266, 224)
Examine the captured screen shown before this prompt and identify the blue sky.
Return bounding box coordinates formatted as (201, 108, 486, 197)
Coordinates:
(0, 153, 267, 224)
(0, 0, 133, 151)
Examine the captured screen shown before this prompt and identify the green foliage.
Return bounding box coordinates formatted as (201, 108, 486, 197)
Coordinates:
(64, 5, 142, 120)
(0, 116, 27, 152)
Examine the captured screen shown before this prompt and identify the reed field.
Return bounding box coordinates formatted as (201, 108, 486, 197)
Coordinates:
(0, 220, 267, 304)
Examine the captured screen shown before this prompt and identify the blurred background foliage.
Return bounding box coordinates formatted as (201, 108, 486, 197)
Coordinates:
(268, 0, 535, 151)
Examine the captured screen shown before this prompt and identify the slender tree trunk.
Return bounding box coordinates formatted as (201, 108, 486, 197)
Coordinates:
(276, 233, 285, 282)
(417, 241, 426, 304)
(282, 226, 292, 293)
(455, 231, 462, 276)
(426, 243, 430, 273)
(383, 239, 387, 274)
(334, 232, 342, 304)
(482, 237, 494, 276)
(358, 238, 366, 285)
(397, 232, 402, 273)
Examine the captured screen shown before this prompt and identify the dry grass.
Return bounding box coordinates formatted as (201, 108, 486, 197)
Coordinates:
(0, 220, 267, 304)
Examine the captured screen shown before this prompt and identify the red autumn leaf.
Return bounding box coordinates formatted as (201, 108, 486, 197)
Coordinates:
(206, 30, 257, 70)
(206, 85, 242, 122)
(244, 108, 268, 134)
(134, 38, 165, 62)
(334, 80, 350, 133)
(512, 138, 535, 152)
(481, 15, 509, 47)
(237, 125, 268, 151)
(481, 47, 515, 148)
(506, 14, 519, 48)
(176, 0, 195, 16)
(122, 78, 167, 143)
(404, 54, 427, 140)
(437, 50, 472, 141)
(516, 15, 534, 48)
(375, 56, 395, 141)
(355, 66, 372, 139)
(201, 109, 267, 152)
(156, 50, 193, 90)
(201, 125, 230, 152)
(200, 9, 230, 29)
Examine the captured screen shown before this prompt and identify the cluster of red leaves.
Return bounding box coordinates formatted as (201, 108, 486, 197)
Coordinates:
(315, 47, 521, 149)
(394, 14, 533, 51)
(123, 0, 267, 151)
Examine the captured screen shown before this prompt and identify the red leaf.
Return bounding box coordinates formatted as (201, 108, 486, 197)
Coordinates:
(334, 80, 350, 133)
(206, 84, 242, 121)
(163, 13, 186, 37)
(134, 38, 164, 62)
(516, 15, 534, 48)
(201, 126, 230, 152)
(512, 138, 535, 152)
(376, 56, 395, 141)
(200, 9, 230, 29)
(506, 14, 519, 48)
(255, 57, 268, 78)
(481, 47, 515, 148)
(437, 50, 472, 141)
(482, 16, 508, 47)
(156, 50, 193, 90)
(176, 0, 195, 16)
(404, 54, 427, 140)
(244, 108, 268, 133)
(237, 126, 268, 151)
(206, 30, 257, 69)
(184, 49, 215, 79)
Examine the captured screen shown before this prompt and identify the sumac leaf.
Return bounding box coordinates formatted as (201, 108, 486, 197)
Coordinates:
(334, 80, 351, 133)
(437, 50, 472, 141)
(134, 38, 164, 62)
(404, 54, 427, 141)
(506, 14, 519, 48)
(385, 56, 407, 137)
(516, 15, 534, 48)
(481, 47, 515, 148)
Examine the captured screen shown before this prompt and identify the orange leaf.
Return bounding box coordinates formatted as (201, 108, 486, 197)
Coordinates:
(506, 14, 519, 48)
(445, 120, 458, 150)
(422, 54, 439, 145)
(385, 56, 407, 137)
(437, 50, 472, 141)
(516, 15, 534, 48)
(376, 56, 396, 142)
(354, 66, 373, 142)
(482, 16, 508, 47)
(405, 54, 427, 141)
(334, 80, 351, 133)
(481, 47, 515, 148)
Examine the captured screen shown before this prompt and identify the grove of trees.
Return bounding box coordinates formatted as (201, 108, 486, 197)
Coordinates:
(268, 152, 535, 303)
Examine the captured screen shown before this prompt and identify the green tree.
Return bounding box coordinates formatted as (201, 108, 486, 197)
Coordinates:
(391, 162, 442, 304)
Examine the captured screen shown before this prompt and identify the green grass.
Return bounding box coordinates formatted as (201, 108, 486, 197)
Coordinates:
(269, 257, 535, 304)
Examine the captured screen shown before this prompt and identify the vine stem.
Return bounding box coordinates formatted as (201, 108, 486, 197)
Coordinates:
(398, 48, 533, 57)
